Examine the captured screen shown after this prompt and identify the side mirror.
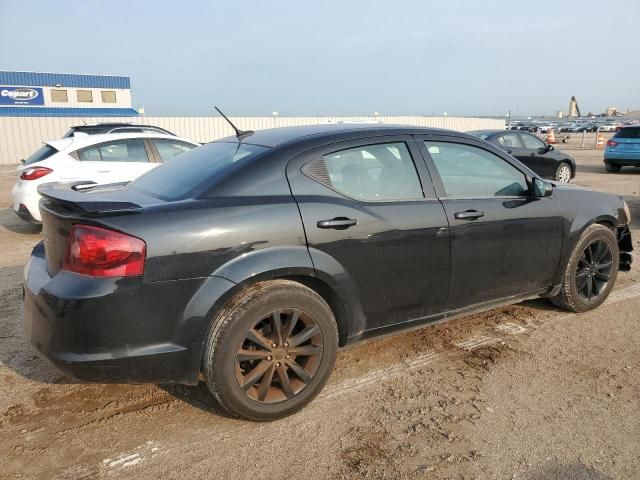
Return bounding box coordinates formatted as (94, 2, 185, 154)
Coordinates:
(533, 177, 553, 197)
(545, 144, 554, 152)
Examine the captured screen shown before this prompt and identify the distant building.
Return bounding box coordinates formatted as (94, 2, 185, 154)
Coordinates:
(0, 71, 138, 116)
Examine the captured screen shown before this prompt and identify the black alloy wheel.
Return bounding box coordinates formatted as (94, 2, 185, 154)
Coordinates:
(574, 239, 613, 301)
(235, 308, 323, 403)
(550, 223, 619, 313)
(203, 280, 338, 421)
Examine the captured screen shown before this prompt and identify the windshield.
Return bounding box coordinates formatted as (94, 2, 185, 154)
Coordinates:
(129, 141, 269, 200)
(23, 144, 58, 165)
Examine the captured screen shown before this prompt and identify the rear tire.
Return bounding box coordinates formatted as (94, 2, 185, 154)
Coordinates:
(605, 162, 621, 173)
(202, 280, 338, 421)
(550, 224, 619, 313)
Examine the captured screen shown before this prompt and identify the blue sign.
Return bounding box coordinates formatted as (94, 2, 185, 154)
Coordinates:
(0, 86, 44, 105)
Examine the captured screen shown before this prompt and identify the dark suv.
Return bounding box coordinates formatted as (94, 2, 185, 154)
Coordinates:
(63, 122, 175, 137)
(25, 124, 633, 421)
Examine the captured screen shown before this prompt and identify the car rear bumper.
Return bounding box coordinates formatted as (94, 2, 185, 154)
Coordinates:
(24, 242, 206, 385)
(605, 149, 640, 165)
(12, 181, 43, 222)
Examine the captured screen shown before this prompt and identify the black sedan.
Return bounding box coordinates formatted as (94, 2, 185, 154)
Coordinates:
(469, 129, 576, 183)
(25, 124, 632, 421)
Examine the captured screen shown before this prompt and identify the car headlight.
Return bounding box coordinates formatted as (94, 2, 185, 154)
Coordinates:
(623, 200, 631, 224)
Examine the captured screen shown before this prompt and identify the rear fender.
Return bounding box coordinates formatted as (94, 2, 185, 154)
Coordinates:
(178, 246, 366, 380)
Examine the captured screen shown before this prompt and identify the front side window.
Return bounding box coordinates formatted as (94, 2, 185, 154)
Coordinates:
(50, 89, 68, 102)
(425, 141, 528, 198)
(77, 139, 149, 163)
(152, 139, 196, 161)
(306, 142, 423, 201)
(520, 134, 545, 150)
(496, 133, 522, 148)
(77, 90, 93, 103)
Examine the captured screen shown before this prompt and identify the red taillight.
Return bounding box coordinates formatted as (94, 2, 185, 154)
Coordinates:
(63, 225, 146, 277)
(20, 166, 53, 180)
(607, 139, 618, 147)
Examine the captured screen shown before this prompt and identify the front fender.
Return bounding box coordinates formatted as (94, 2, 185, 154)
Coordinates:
(552, 187, 627, 285)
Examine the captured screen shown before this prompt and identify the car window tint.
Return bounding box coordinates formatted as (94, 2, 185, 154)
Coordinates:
(615, 127, 640, 139)
(77, 139, 150, 162)
(425, 141, 528, 198)
(152, 139, 196, 162)
(129, 142, 268, 200)
(520, 134, 545, 149)
(23, 144, 58, 165)
(497, 133, 521, 148)
(310, 142, 423, 201)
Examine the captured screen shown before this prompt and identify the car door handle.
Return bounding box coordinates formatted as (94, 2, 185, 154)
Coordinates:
(317, 217, 358, 229)
(454, 210, 484, 220)
(506, 150, 513, 154)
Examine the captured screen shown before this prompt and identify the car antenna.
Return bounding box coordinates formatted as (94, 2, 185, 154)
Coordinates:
(214, 106, 253, 139)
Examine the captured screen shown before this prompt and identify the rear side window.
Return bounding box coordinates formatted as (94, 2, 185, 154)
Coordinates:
(304, 142, 423, 201)
(521, 134, 545, 150)
(152, 139, 196, 161)
(77, 139, 150, 163)
(615, 127, 640, 139)
(496, 133, 522, 148)
(129, 142, 268, 200)
(425, 141, 528, 198)
(23, 144, 58, 165)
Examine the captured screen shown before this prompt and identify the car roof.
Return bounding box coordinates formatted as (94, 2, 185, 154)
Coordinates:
(69, 122, 167, 129)
(46, 132, 197, 151)
(216, 123, 461, 148)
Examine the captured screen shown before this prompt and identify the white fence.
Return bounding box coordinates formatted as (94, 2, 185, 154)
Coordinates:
(0, 115, 505, 165)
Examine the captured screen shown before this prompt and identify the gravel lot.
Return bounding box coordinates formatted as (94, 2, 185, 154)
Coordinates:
(1, 149, 639, 480)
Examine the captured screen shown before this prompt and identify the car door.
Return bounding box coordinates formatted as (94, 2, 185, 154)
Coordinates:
(75, 138, 155, 184)
(517, 133, 557, 179)
(286, 136, 450, 332)
(415, 134, 563, 310)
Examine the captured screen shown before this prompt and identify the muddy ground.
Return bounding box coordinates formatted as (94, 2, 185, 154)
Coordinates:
(1, 150, 639, 480)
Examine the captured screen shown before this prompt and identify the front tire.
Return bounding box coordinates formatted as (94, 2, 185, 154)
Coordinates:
(555, 162, 572, 183)
(550, 224, 619, 313)
(203, 280, 338, 421)
(605, 162, 621, 173)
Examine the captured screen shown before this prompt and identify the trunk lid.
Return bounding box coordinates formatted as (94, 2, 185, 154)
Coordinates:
(39, 182, 155, 276)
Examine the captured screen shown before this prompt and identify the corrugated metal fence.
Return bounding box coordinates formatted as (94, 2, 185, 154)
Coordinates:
(0, 116, 505, 165)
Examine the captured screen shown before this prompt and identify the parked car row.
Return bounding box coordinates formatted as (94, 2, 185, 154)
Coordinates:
(508, 119, 638, 134)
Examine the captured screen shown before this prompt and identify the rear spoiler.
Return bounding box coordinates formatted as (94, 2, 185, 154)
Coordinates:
(38, 182, 142, 214)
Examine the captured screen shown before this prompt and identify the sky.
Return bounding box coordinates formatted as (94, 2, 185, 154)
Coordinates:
(1, 0, 638, 117)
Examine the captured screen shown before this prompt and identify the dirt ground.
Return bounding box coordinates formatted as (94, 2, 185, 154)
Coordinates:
(1, 150, 639, 480)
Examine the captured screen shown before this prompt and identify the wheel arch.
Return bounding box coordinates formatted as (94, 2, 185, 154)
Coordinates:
(177, 246, 363, 381)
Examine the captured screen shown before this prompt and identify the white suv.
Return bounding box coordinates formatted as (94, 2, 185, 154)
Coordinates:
(12, 132, 200, 222)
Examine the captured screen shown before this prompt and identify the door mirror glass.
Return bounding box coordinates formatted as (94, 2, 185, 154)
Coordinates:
(533, 177, 553, 197)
